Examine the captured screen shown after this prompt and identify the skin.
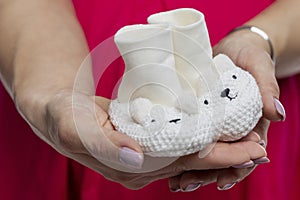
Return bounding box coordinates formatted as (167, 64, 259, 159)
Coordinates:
(171, 0, 300, 191)
(0, 0, 299, 191)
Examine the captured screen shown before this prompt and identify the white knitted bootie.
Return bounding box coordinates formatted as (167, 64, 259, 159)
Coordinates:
(109, 8, 263, 157)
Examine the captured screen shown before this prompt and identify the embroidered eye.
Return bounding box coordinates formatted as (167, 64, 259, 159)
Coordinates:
(169, 118, 181, 124)
(151, 119, 156, 123)
(232, 75, 237, 79)
(204, 100, 209, 105)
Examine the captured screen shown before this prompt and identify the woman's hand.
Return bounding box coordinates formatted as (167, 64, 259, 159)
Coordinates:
(44, 91, 144, 169)
(168, 23, 285, 192)
(214, 29, 285, 121)
(168, 118, 269, 192)
(34, 91, 266, 190)
(0, 0, 275, 191)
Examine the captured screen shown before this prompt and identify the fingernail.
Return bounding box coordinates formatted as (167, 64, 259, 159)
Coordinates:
(258, 140, 266, 147)
(217, 181, 237, 191)
(274, 98, 286, 121)
(170, 188, 180, 192)
(183, 183, 202, 192)
(253, 157, 270, 164)
(232, 160, 254, 169)
(119, 147, 143, 169)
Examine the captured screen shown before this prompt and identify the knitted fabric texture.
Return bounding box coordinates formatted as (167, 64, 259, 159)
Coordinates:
(109, 8, 263, 157)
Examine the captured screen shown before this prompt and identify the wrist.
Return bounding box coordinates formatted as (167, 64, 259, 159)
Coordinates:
(243, 1, 290, 61)
(229, 26, 275, 62)
(14, 86, 73, 134)
(227, 27, 271, 59)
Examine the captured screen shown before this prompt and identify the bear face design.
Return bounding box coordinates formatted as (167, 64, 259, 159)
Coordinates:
(109, 9, 262, 157)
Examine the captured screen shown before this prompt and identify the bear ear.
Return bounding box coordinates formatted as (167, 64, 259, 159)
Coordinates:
(213, 54, 237, 74)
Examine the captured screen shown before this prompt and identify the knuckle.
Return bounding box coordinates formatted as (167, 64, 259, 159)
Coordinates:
(245, 131, 260, 142)
(269, 81, 280, 96)
(235, 47, 248, 67)
(235, 47, 257, 67)
(261, 78, 280, 95)
(51, 116, 81, 154)
(45, 94, 75, 150)
(235, 167, 254, 180)
(173, 159, 189, 172)
(204, 147, 223, 166)
(254, 118, 270, 136)
(244, 141, 266, 158)
(56, 123, 75, 152)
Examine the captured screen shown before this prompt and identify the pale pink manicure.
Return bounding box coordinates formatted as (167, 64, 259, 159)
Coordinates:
(183, 183, 202, 192)
(119, 147, 143, 169)
(218, 181, 237, 190)
(253, 157, 270, 164)
(274, 98, 286, 121)
(258, 140, 266, 147)
(232, 160, 254, 169)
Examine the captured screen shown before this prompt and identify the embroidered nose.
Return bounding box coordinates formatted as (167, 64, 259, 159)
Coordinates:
(221, 88, 230, 98)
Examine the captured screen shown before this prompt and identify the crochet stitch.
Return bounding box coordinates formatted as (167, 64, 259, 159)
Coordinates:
(109, 8, 263, 157)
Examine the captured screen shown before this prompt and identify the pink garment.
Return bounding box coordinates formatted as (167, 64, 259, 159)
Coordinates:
(0, 0, 299, 199)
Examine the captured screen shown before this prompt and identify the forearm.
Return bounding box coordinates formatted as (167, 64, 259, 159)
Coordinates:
(0, 0, 92, 132)
(245, 0, 300, 77)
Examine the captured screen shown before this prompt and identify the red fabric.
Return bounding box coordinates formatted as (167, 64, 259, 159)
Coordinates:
(1, 0, 300, 199)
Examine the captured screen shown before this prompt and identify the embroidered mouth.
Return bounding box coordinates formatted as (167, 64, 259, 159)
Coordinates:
(220, 88, 238, 101)
(227, 94, 237, 101)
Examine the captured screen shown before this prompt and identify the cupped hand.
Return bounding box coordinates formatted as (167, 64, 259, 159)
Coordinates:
(169, 118, 269, 192)
(168, 28, 282, 192)
(16, 29, 275, 190)
(213, 29, 285, 121)
(23, 90, 265, 190)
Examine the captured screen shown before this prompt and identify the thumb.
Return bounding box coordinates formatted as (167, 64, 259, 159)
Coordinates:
(236, 50, 286, 121)
(95, 129, 145, 170)
(75, 96, 144, 170)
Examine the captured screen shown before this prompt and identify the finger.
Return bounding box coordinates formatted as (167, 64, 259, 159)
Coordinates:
(72, 95, 144, 170)
(216, 167, 255, 190)
(168, 133, 267, 192)
(176, 170, 218, 192)
(252, 117, 270, 144)
(239, 131, 261, 142)
(230, 130, 267, 168)
(175, 167, 253, 192)
(236, 48, 285, 121)
(94, 96, 145, 154)
(217, 119, 271, 189)
(93, 122, 144, 170)
(82, 125, 144, 171)
(169, 175, 182, 192)
(178, 140, 266, 170)
(228, 132, 261, 168)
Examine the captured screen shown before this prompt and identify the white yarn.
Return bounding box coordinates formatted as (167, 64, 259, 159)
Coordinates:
(109, 9, 263, 157)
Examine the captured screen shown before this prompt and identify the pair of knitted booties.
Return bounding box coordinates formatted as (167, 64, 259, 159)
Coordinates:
(109, 8, 262, 157)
